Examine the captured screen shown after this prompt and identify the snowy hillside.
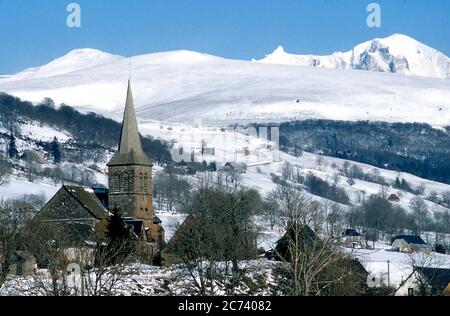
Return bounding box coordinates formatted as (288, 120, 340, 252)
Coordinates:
(1, 37, 450, 126)
(258, 34, 450, 80)
(12, 49, 122, 80)
(0, 118, 109, 201)
(140, 121, 450, 214)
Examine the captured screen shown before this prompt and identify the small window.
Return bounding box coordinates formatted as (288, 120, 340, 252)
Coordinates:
(139, 173, 144, 193)
(143, 173, 149, 193)
(408, 288, 414, 296)
(122, 173, 130, 192)
(113, 175, 120, 193)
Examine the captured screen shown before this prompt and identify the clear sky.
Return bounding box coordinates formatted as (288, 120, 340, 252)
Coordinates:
(0, 0, 449, 74)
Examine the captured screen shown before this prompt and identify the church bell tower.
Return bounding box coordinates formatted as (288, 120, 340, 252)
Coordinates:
(107, 81, 154, 229)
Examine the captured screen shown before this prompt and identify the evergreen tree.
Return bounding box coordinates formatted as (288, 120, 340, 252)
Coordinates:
(394, 177, 402, 189)
(208, 161, 217, 172)
(8, 134, 18, 159)
(50, 137, 61, 164)
(105, 207, 135, 265)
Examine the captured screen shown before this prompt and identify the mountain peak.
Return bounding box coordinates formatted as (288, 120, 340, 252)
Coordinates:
(383, 33, 416, 41)
(258, 34, 450, 79)
(62, 48, 120, 59)
(273, 46, 286, 54)
(14, 48, 123, 80)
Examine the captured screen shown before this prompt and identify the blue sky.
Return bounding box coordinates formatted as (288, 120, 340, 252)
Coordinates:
(0, 0, 449, 74)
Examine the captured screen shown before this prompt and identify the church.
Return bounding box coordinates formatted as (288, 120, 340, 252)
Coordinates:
(37, 81, 165, 261)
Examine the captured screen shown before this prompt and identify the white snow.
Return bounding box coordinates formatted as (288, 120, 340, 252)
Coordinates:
(1, 36, 450, 126)
(0, 176, 59, 201)
(21, 122, 72, 142)
(258, 34, 450, 80)
(140, 121, 450, 217)
(10, 49, 122, 80)
(353, 248, 450, 288)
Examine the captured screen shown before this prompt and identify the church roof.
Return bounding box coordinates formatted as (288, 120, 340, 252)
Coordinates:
(63, 185, 110, 219)
(108, 81, 152, 167)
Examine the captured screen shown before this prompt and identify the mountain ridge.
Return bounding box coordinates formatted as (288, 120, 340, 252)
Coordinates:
(0, 34, 450, 127)
(258, 34, 450, 79)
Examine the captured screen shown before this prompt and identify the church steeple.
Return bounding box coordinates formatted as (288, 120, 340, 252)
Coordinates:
(108, 81, 152, 167)
(119, 81, 143, 153)
(106, 80, 163, 253)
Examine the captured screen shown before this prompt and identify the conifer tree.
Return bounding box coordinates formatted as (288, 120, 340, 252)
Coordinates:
(8, 134, 18, 159)
(106, 207, 135, 265)
(50, 137, 61, 164)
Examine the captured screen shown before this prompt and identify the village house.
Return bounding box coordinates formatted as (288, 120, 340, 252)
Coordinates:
(342, 228, 365, 249)
(221, 162, 247, 174)
(36, 81, 165, 262)
(395, 267, 450, 296)
(391, 235, 431, 253)
(387, 194, 401, 203)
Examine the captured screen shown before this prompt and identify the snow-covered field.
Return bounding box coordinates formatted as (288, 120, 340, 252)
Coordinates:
(0, 261, 276, 296)
(1, 249, 448, 295)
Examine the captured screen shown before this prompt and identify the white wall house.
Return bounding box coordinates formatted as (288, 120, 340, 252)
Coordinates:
(396, 267, 450, 296)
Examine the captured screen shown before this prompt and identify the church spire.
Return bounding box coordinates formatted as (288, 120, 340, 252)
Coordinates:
(119, 80, 143, 154)
(107, 81, 152, 166)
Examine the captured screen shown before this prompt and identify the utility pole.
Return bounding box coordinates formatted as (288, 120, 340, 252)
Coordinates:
(387, 260, 391, 288)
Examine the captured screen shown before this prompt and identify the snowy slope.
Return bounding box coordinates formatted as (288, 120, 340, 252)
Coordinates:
(12, 49, 122, 80)
(140, 121, 450, 214)
(0, 176, 59, 201)
(258, 34, 450, 80)
(0, 119, 109, 201)
(0, 39, 450, 126)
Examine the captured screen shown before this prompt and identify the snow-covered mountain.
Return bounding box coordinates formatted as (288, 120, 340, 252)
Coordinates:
(258, 34, 450, 80)
(13, 49, 122, 80)
(1, 35, 450, 126)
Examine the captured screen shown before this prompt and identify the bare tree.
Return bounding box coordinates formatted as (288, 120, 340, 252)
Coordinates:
(165, 180, 260, 296)
(0, 199, 35, 285)
(0, 154, 12, 183)
(20, 218, 137, 296)
(325, 202, 345, 238)
(404, 253, 447, 296)
(74, 237, 138, 296)
(442, 191, 450, 206)
(23, 221, 74, 296)
(409, 197, 429, 234)
(281, 161, 294, 181)
(262, 191, 279, 231)
(268, 185, 355, 296)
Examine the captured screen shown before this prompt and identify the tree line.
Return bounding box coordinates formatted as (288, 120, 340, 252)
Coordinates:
(251, 120, 450, 185)
(0, 93, 172, 163)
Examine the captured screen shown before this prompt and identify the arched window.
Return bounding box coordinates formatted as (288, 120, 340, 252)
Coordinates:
(122, 173, 130, 192)
(143, 173, 149, 193)
(113, 174, 120, 193)
(139, 173, 144, 193)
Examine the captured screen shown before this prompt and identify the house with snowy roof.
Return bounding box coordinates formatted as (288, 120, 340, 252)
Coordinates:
(342, 228, 365, 249)
(391, 235, 431, 253)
